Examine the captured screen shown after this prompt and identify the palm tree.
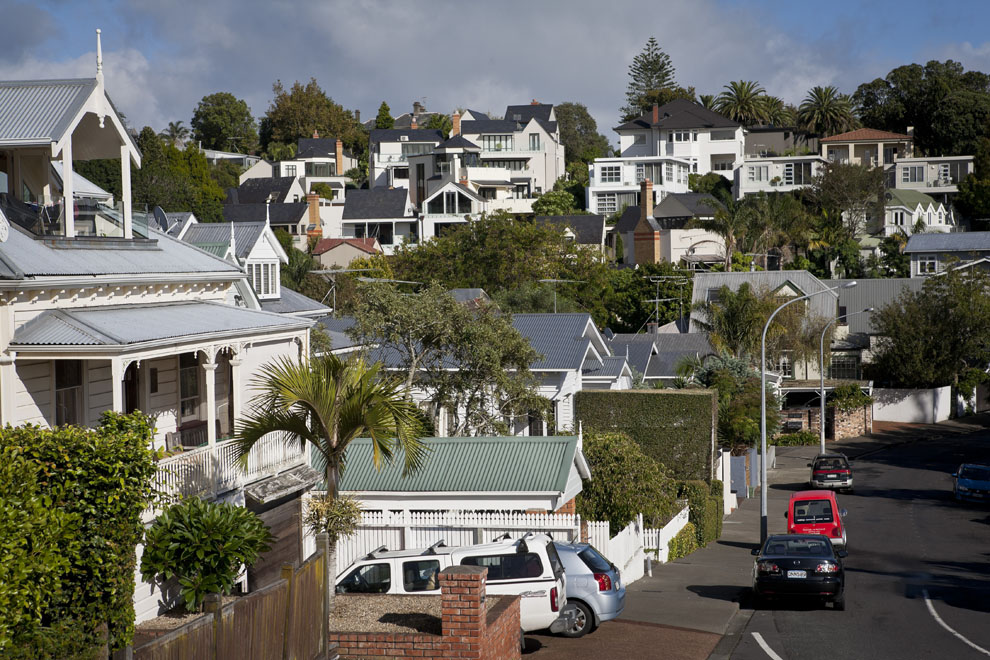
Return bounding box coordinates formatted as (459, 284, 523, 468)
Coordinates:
(692, 189, 754, 269)
(797, 86, 858, 138)
(759, 96, 795, 127)
(235, 354, 427, 497)
(698, 94, 717, 111)
(160, 120, 190, 147)
(692, 283, 766, 358)
(715, 81, 768, 126)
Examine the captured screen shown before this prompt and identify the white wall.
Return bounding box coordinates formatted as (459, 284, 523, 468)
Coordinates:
(873, 386, 952, 424)
(14, 359, 50, 426)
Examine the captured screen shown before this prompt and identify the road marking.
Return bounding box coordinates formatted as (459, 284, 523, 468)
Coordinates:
(752, 632, 785, 660)
(923, 588, 990, 657)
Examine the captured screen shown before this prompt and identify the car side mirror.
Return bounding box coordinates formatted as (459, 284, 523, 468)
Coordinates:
(807, 463, 812, 467)
(836, 550, 848, 559)
(951, 473, 958, 478)
(840, 509, 848, 518)
(751, 548, 761, 556)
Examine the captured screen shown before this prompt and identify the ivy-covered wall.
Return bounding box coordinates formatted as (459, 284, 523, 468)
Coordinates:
(575, 389, 717, 480)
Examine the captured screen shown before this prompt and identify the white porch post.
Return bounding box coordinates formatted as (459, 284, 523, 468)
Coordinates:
(204, 361, 217, 446)
(121, 145, 132, 239)
(63, 136, 75, 238)
(110, 358, 123, 412)
(0, 353, 15, 426)
(229, 357, 242, 422)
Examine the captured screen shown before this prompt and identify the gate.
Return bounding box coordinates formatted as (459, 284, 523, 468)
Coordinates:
(730, 455, 747, 498)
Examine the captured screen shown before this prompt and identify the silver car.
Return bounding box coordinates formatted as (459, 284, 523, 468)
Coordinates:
(552, 541, 625, 638)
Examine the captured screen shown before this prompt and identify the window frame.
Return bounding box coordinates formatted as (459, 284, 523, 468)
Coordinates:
(599, 165, 621, 183)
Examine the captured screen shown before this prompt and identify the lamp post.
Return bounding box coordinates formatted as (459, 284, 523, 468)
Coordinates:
(818, 307, 873, 454)
(760, 280, 857, 544)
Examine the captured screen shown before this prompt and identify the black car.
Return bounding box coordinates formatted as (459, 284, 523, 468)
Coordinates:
(809, 453, 853, 492)
(751, 534, 847, 610)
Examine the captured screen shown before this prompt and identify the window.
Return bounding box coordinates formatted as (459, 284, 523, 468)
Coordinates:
(712, 159, 734, 171)
(460, 553, 544, 581)
(706, 288, 722, 303)
(597, 193, 617, 215)
(479, 187, 497, 200)
(837, 306, 848, 325)
(792, 499, 834, 524)
(512, 184, 530, 199)
(783, 162, 813, 185)
(249, 262, 278, 297)
(902, 166, 924, 183)
(484, 159, 527, 171)
(892, 210, 905, 226)
(400, 143, 432, 158)
(829, 354, 860, 379)
(481, 134, 513, 151)
(337, 563, 391, 594)
(710, 130, 735, 141)
(285, 164, 297, 177)
(670, 131, 691, 142)
(635, 163, 645, 183)
(665, 163, 674, 182)
(748, 165, 769, 182)
(679, 165, 688, 184)
(528, 133, 540, 150)
(368, 223, 394, 245)
(918, 254, 938, 275)
(149, 368, 159, 394)
(599, 165, 621, 183)
(179, 353, 200, 421)
(55, 360, 83, 426)
(392, 167, 409, 180)
(402, 560, 441, 592)
(774, 353, 793, 379)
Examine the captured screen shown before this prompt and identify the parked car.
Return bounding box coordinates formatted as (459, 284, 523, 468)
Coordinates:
(751, 534, 847, 610)
(551, 541, 625, 638)
(808, 453, 853, 492)
(952, 463, 990, 502)
(785, 490, 847, 548)
(334, 533, 575, 634)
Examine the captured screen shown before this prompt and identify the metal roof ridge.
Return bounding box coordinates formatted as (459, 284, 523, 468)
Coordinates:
(50, 308, 123, 345)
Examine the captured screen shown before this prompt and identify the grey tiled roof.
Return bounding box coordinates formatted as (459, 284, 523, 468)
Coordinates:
(646, 333, 716, 379)
(512, 313, 597, 371)
(505, 104, 553, 124)
(222, 203, 308, 226)
(296, 138, 337, 159)
(163, 212, 195, 236)
(616, 99, 739, 131)
(0, 78, 96, 145)
(690, 271, 838, 332)
(833, 278, 923, 334)
(342, 189, 411, 220)
(903, 231, 990, 253)
(614, 206, 643, 233)
(181, 222, 265, 260)
(260, 287, 330, 315)
(436, 135, 480, 151)
(654, 193, 721, 219)
(534, 215, 606, 245)
(0, 224, 240, 280)
(12, 301, 310, 347)
(230, 177, 297, 204)
(370, 129, 443, 146)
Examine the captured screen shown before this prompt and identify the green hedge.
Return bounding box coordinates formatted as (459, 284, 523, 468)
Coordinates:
(678, 480, 723, 548)
(668, 522, 698, 560)
(773, 430, 819, 446)
(575, 390, 717, 480)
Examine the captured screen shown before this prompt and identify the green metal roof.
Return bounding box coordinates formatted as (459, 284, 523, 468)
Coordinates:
(191, 241, 229, 258)
(338, 436, 579, 494)
(886, 189, 938, 209)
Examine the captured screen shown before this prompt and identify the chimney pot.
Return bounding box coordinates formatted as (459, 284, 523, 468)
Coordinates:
(531, 99, 539, 105)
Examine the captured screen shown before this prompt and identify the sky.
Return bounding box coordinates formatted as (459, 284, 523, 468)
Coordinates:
(3, 0, 990, 147)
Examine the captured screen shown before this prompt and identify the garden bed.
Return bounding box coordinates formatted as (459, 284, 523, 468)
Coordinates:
(329, 593, 499, 635)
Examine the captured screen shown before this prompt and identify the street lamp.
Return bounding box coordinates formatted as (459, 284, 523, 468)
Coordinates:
(759, 280, 857, 544)
(818, 308, 873, 454)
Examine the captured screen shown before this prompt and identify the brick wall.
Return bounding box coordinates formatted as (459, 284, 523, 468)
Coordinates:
(833, 405, 872, 440)
(328, 566, 521, 660)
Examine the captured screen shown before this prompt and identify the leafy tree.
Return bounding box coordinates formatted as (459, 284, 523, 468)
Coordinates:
(374, 101, 394, 129)
(877, 234, 910, 277)
(555, 102, 612, 163)
(141, 499, 272, 612)
(132, 127, 226, 222)
(281, 247, 318, 291)
(159, 120, 190, 147)
(263, 141, 297, 161)
(716, 80, 768, 126)
(575, 431, 677, 530)
(492, 281, 581, 315)
(621, 37, 678, 121)
(872, 267, 990, 389)
(531, 189, 578, 215)
(798, 86, 857, 137)
(236, 354, 427, 497)
(191, 92, 259, 153)
(423, 113, 453, 140)
(745, 192, 812, 266)
(691, 188, 752, 269)
(303, 494, 362, 544)
(955, 174, 990, 220)
(810, 162, 885, 235)
(688, 172, 733, 198)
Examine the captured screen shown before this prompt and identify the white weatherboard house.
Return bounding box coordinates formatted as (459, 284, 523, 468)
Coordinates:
(0, 44, 319, 623)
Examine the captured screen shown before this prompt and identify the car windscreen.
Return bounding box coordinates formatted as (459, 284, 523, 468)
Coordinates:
(792, 499, 834, 524)
(763, 538, 833, 557)
(814, 458, 848, 470)
(460, 552, 544, 581)
(577, 545, 613, 573)
(960, 465, 990, 481)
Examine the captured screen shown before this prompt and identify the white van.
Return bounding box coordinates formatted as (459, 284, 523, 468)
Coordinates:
(335, 532, 575, 633)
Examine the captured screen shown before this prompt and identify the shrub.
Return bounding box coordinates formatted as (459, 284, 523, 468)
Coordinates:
(141, 498, 273, 612)
(678, 480, 723, 548)
(829, 383, 874, 413)
(668, 523, 698, 560)
(576, 431, 677, 531)
(304, 494, 362, 544)
(773, 430, 819, 446)
(0, 412, 158, 652)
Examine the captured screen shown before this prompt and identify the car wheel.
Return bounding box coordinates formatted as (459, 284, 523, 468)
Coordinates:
(560, 601, 594, 638)
(832, 593, 845, 611)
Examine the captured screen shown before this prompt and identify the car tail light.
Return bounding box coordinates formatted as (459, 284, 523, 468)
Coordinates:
(550, 586, 559, 612)
(832, 527, 842, 537)
(816, 562, 840, 574)
(593, 572, 612, 592)
(757, 561, 780, 574)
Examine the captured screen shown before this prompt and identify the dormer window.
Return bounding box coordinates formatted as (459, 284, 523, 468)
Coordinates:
(248, 261, 279, 299)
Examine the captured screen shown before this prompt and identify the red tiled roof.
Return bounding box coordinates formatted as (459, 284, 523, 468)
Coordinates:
(821, 128, 912, 143)
(312, 237, 381, 256)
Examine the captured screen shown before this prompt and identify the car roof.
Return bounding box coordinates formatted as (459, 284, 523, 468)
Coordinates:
(814, 453, 848, 459)
(790, 489, 837, 500)
(959, 462, 990, 469)
(764, 533, 831, 542)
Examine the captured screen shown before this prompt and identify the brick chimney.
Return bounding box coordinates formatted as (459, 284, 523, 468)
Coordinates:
(410, 116, 418, 130)
(335, 139, 344, 175)
(641, 179, 654, 222)
(413, 101, 424, 115)
(354, 109, 361, 123)
(312, 129, 319, 139)
(633, 179, 659, 266)
(531, 99, 540, 105)
(652, 104, 659, 124)
(307, 192, 321, 237)
(452, 112, 461, 137)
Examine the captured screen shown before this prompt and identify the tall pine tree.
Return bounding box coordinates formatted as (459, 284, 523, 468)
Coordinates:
(621, 37, 678, 121)
(375, 101, 394, 129)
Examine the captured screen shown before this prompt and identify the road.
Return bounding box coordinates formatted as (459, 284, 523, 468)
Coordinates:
(727, 427, 990, 660)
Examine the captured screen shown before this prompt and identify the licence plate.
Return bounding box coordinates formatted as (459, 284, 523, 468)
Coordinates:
(787, 570, 807, 579)
(827, 474, 837, 478)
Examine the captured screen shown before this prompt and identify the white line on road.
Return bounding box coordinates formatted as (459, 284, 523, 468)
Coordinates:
(752, 632, 785, 660)
(923, 588, 990, 657)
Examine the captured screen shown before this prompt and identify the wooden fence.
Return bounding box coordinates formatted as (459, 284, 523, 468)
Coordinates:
(132, 534, 332, 660)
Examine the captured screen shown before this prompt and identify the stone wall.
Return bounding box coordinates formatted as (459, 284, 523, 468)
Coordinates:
(833, 405, 872, 440)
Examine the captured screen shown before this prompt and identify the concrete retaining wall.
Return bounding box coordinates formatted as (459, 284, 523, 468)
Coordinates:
(873, 386, 952, 424)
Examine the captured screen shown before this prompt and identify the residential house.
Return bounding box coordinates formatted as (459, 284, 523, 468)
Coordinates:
(875, 189, 955, 237)
(369, 128, 444, 190)
(229, 175, 306, 205)
(339, 435, 590, 513)
(534, 214, 607, 257)
(312, 237, 383, 269)
(407, 136, 489, 239)
(903, 231, 990, 277)
(338, 187, 419, 254)
(889, 155, 974, 203)
(200, 146, 260, 170)
(735, 155, 827, 198)
(613, 181, 725, 268)
(608, 332, 715, 385)
(832, 277, 924, 371)
(0, 61, 317, 620)
(820, 128, 915, 168)
(222, 199, 317, 251)
(744, 125, 818, 158)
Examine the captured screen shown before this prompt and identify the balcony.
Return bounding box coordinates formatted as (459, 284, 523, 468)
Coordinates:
(375, 154, 408, 164)
(148, 432, 307, 518)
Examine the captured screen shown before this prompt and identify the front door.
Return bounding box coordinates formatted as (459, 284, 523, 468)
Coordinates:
(123, 362, 139, 414)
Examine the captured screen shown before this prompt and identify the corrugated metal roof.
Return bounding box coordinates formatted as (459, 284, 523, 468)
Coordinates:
(646, 334, 716, 379)
(903, 231, 990, 253)
(833, 278, 923, 334)
(181, 222, 266, 260)
(0, 79, 96, 144)
(690, 271, 837, 331)
(512, 313, 597, 370)
(339, 436, 578, 493)
(582, 355, 628, 378)
(0, 223, 241, 279)
(12, 301, 310, 347)
(260, 287, 330, 315)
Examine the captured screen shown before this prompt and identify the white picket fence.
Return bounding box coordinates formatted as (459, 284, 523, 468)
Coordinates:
(309, 500, 693, 584)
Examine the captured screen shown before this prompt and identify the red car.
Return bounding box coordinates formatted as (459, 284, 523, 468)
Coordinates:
(785, 490, 847, 548)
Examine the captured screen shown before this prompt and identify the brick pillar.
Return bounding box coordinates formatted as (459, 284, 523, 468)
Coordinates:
(440, 566, 486, 660)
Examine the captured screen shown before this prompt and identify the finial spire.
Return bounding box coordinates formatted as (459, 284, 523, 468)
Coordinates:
(229, 221, 237, 263)
(96, 29, 103, 80)
(265, 201, 270, 226)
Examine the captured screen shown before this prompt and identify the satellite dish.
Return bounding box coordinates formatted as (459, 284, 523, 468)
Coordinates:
(152, 206, 170, 232)
(0, 206, 9, 243)
(884, 192, 893, 202)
